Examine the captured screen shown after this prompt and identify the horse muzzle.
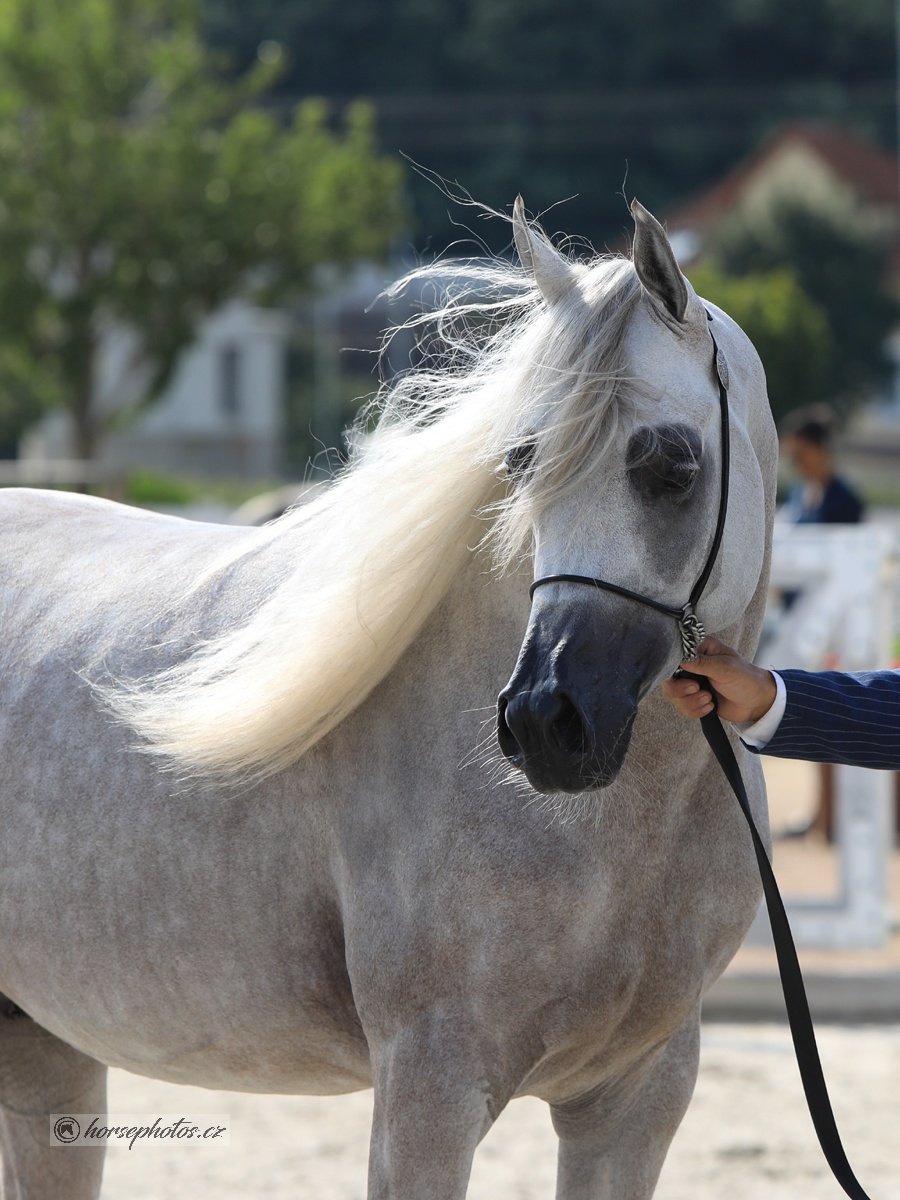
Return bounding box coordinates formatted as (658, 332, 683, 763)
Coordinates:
(496, 596, 672, 793)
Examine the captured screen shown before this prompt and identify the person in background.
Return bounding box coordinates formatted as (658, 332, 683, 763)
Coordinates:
(779, 406, 865, 526)
(776, 406, 865, 839)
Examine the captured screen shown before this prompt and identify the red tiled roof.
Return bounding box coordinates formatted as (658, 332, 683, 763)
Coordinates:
(667, 121, 899, 233)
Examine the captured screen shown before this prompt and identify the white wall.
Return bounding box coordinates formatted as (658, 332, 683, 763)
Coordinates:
(24, 300, 291, 477)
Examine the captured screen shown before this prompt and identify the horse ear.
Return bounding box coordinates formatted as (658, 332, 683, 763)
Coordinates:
(512, 195, 573, 305)
(630, 199, 689, 323)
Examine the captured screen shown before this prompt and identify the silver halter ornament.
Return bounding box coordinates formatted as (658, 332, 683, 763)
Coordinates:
(529, 310, 730, 663)
(526, 309, 877, 1200)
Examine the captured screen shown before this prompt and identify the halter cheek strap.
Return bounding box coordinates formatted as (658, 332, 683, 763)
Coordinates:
(528, 310, 730, 662)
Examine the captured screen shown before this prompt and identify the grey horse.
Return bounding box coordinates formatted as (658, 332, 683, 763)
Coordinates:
(0, 199, 776, 1198)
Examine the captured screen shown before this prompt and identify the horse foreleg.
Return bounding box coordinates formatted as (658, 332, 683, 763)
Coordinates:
(366, 1009, 511, 1200)
(550, 1012, 700, 1200)
(0, 1001, 107, 1200)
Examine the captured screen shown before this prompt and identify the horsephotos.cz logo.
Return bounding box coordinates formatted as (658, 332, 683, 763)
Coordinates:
(50, 1114, 230, 1151)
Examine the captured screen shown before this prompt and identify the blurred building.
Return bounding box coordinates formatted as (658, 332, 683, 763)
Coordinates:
(665, 121, 900, 488)
(22, 301, 291, 479)
(665, 121, 899, 270)
(18, 262, 414, 483)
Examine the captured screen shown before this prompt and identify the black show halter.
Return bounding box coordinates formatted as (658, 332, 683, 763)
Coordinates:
(528, 313, 875, 1200)
(529, 313, 729, 661)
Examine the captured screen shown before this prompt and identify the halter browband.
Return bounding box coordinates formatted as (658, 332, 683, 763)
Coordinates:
(528, 310, 730, 662)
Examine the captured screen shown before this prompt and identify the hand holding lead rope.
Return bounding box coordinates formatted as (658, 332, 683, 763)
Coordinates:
(664, 636, 777, 724)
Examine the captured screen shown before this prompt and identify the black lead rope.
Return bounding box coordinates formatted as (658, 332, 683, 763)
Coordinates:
(691, 690, 873, 1200)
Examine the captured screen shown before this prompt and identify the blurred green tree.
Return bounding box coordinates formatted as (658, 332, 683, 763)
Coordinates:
(688, 265, 831, 427)
(709, 199, 898, 416)
(205, 0, 899, 250)
(0, 0, 404, 458)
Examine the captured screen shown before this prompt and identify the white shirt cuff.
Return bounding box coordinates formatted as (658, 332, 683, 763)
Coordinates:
(734, 671, 786, 749)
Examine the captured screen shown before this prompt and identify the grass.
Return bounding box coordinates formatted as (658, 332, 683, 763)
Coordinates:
(123, 468, 285, 509)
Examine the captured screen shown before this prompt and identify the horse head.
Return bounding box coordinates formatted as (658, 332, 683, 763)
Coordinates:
(497, 199, 774, 793)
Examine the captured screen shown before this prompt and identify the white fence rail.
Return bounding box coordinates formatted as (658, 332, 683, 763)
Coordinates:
(747, 523, 897, 949)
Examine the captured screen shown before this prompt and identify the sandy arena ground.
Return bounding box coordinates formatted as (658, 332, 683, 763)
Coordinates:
(97, 1021, 897, 1198)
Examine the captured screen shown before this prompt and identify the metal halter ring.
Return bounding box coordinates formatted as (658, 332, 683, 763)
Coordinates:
(678, 604, 706, 663)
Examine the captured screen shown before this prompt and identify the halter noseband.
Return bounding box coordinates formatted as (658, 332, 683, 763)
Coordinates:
(528, 311, 730, 662)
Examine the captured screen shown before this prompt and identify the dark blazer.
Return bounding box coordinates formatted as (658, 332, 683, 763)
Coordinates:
(786, 476, 865, 525)
(746, 668, 900, 770)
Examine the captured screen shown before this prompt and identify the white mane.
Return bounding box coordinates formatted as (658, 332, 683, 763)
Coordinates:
(107, 243, 643, 780)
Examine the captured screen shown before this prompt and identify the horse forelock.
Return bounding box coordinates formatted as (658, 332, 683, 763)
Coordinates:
(102, 250, 647, 781)
(354, 251, 645, 563)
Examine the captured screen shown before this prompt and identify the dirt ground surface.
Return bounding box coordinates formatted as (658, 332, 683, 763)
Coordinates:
(99, 1021, 896, 1198)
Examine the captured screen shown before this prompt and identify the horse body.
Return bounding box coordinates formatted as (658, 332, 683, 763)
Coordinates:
(0, 489, 370, 1093)
(0, 200, 777, 1198)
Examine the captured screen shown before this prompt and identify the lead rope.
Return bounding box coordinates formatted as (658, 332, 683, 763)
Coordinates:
(687, 682, 874, 1200)
(691, 322, 872, 1199)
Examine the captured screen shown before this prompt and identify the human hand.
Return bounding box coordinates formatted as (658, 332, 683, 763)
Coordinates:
(660, 636, 777, 724)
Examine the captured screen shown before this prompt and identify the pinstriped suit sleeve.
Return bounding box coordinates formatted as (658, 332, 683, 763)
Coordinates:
(745, 668, 900, 769)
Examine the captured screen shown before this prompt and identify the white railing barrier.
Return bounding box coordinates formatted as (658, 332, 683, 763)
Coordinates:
(746, 523, 897, 950)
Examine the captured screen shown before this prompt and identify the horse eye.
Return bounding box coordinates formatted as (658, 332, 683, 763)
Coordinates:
(503, 440, 536, 480)
(660, 462, 699, 493)
(626, 423, 701, 502)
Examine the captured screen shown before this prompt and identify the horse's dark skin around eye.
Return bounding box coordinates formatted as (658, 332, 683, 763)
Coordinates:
(504, 440, 537, 480)
(507, 425, 701, 496)
(626, 423, 702, 501)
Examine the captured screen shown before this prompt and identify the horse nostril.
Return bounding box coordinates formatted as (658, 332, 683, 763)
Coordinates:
(496, 696, 522, 760)
(497, 690, 590, 764)
(548, 692, 590, 757)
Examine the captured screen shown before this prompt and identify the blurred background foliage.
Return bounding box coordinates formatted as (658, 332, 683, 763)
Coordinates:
(204, 0, 900, 439)
(0, 0, 403, 458)
(1, 0, 899, 470)
(205, 0, 898, 247)
(687, 264, 831, 428)
(709, 200, 899, 416)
